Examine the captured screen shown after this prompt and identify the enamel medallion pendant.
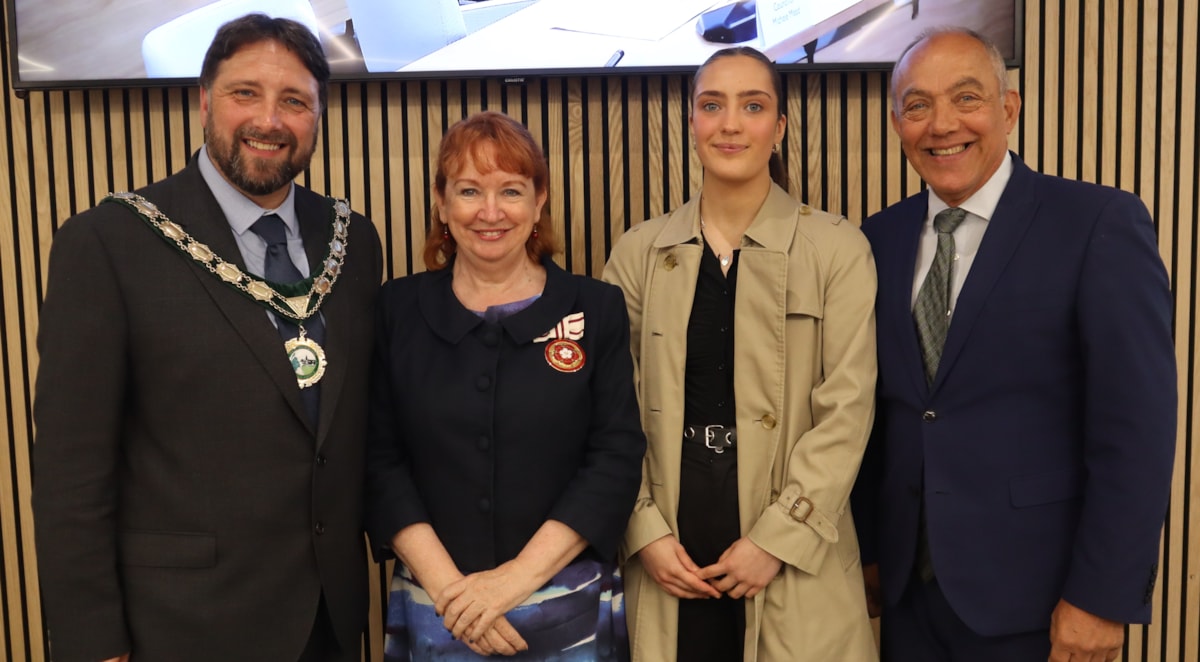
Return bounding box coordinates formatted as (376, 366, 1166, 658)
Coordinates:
(286, 326, 327, 388)
(545, 339, 586, 373)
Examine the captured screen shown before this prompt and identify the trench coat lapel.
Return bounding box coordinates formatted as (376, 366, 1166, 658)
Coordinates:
(734, 186, 797, 528)
(644, 201, 704, 523)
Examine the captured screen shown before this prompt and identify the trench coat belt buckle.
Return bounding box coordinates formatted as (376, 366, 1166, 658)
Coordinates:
(683, 424, 736, 453)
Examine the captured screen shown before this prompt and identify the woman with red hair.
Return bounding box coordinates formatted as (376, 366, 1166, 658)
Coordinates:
(367, 111, 645, 660)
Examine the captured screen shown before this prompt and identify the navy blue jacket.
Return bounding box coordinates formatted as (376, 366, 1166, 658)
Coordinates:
(854, 154, 1176, 635)
(366, 258, 645, 572)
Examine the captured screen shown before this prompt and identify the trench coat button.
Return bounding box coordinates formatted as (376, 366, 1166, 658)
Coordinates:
(478, 498, 491, 512)
(663, 254, 677, 271)
(799, 204, 812, 215)
(482, 330, 499, 347)
(761, 414, 777, 429)
(477, 436, 490, 451)
(315, 454, 327, 466)
(314, 522, 325, 535)
(476, 375, 492, 390)
(922, 410, 937, 422)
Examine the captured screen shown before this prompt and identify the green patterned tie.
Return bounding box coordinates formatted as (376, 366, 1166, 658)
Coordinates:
(913, 207, 967, 385)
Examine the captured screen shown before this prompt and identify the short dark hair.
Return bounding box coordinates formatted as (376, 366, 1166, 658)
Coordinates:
(692, 46, 789, 192)
(424, 111, 560, 270)
(199, 13, 330, 112)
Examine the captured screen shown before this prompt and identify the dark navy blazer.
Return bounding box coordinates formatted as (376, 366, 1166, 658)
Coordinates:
(854, 154, 1176, 636)
(366, 258, 645, 573)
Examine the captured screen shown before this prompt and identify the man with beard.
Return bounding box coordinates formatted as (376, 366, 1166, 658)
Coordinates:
(33, 14, 382, 662)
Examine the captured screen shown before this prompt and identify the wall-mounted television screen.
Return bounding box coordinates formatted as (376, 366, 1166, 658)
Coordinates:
(7, 0, 1021, 91)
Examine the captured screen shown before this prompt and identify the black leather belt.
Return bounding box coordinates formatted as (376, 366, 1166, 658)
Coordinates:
(683, 424, 736, 453)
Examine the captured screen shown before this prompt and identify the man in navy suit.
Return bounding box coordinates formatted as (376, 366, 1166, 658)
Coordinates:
(854, 27, 1176, 661)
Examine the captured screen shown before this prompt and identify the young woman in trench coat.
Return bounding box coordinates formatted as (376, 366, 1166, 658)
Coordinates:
(603, 47, 879, 662)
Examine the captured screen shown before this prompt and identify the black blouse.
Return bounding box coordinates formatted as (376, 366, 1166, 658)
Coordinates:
(683, 241, 738, 426)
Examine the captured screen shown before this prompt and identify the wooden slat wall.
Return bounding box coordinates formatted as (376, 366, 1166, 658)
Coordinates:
(1, 1, 1196, 660)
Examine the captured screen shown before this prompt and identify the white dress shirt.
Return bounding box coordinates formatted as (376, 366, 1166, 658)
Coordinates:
(911, 153, 1015, 311)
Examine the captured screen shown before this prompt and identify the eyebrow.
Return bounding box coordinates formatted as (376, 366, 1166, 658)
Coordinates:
(900, 76, 988, 101)
(221, 79, 315, 99)
(696, 89, 774, 100)
(453, 176, 529, 187)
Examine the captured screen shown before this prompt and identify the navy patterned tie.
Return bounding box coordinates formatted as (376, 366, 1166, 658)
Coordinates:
(250, 214, 323, 426)
(913, 207, 967, 385)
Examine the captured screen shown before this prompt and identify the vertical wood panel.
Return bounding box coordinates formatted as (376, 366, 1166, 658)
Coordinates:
(1, 1, 1196, 660)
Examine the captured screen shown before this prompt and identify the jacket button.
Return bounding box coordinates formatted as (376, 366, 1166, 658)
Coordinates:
(476, 375, 491, 390)
(477, 436, 490, 451)
(663, 254, 677, 271)
(482, 331, 499, 347)
(922, 410, 937, 422)
(316, 454, 327, 466)
(478, 498, 491, 512)
(761, 414, 776, 430)
(314, 522, 325, 535)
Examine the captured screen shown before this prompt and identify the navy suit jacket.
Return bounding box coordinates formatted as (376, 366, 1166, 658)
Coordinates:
(854, 154, 1176, 636)
(365, 258, 645, 572)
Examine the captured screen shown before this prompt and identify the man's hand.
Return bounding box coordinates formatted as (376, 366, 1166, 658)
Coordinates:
(638, 535, 721, 599)
(1048, 598, 1124, 662)
(862, 562, 882, 618)
(695, 537, 782, 599)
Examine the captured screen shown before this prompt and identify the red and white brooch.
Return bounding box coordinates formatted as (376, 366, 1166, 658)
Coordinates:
(536, 313, 585, 373)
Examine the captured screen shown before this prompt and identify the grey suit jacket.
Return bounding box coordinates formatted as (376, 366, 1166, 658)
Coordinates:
(33, 156, 383, 662)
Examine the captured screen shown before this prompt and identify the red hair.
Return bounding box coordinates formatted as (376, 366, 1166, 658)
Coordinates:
(423, 111, 559, 270)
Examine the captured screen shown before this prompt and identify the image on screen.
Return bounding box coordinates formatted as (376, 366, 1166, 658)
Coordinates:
(7, 0, 1020, 90)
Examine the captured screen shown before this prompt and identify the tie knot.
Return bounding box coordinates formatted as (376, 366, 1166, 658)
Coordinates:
(934, 207, 967, 234)
(250, 214, 289, 247)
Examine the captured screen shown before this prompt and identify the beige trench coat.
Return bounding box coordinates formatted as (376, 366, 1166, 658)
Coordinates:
(603, 185, 879, 662)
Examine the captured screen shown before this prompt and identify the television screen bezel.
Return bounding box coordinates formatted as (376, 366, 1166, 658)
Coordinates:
(4, 0, 1024, 93)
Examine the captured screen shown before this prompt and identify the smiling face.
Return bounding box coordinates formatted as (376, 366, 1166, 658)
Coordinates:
(435, 144, 548, 270)
(690, 54, 786, 187)
(200, 39, 321, 209)
(890, 31, 1020, 207)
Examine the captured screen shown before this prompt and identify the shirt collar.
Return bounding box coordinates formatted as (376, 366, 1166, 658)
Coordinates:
(928, 151, 1014, 222)
(418, 256, 579, 345)
(198, 144, 299, 237)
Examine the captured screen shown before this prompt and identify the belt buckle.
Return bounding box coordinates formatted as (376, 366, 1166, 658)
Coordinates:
(704, 424, 732, 454)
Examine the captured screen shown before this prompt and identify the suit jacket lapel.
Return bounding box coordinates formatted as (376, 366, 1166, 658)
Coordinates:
(880, 193, 934, 398)
(935, 157, 1041, 391)
(295, 190, 347, 447)
(163, 161, 315, 432)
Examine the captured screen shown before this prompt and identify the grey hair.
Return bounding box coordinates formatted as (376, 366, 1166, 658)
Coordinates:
(890, 26, 1009, 115)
